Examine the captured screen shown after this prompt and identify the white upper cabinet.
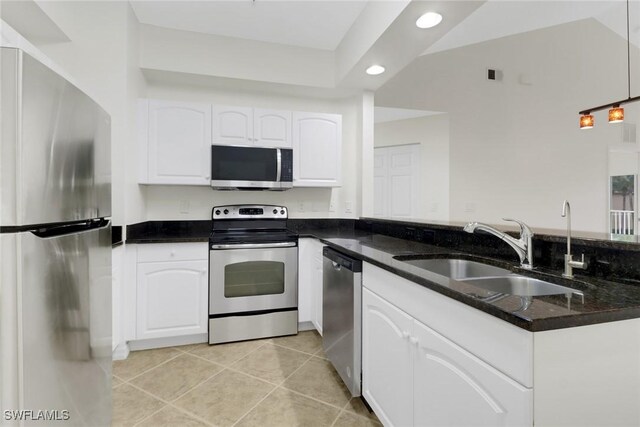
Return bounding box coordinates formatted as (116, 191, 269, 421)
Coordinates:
(212, 106, 253, 146)
(138, 99, 341, 187)
(213, 107, 292, 148)
(292, 112, 342, 187)
(253, 109, 292, 148)
(140, 99, 211, 185)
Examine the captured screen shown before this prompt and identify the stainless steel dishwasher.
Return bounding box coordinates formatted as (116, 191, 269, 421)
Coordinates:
(322, 246, 362, 397)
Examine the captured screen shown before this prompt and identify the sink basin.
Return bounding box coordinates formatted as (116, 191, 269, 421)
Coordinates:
(462, 276, 584, 298)
(397, 258, 512, 280)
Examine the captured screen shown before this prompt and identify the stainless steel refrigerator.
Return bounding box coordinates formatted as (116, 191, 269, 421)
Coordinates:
(0, 47, 112, 425)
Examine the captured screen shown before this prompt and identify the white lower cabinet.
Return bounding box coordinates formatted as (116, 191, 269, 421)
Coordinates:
(135, 244, 208, 340)
(412, 318, 531, 427)
(362, 289, 413, 427)
(298, 238, 324, 334)
(363, 271, 533, 427)
(112, 245, 123, 353)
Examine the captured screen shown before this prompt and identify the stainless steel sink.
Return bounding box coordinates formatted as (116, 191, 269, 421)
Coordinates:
(462, 276, 584, 298)
(397, 258, 512, 280)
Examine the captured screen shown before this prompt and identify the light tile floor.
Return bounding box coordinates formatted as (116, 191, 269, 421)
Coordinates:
(112, 331, 381, 427)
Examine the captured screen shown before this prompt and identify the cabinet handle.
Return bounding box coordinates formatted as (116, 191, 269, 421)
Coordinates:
(409, 336, 419, 346)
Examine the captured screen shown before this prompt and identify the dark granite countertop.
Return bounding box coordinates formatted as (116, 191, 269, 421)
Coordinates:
(112, 225, 123, 247)
(123, 218, 640, 332)
(126, 220, 211, 243)
(301, 230, 640, 332)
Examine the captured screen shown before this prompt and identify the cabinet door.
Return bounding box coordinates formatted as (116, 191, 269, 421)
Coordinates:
(136, 260, 208, 340)
(412, 319, 533, 427)
(292, 112, 342, 187)
(147, 100, 211, 185)
(362, 289, 413, 427)
(213, 106, 253, 146)
(254, 109, 292, 148)
(310, 240, 324, 335)
(112, 246, 123, 352)
(297, 239, 313, 324)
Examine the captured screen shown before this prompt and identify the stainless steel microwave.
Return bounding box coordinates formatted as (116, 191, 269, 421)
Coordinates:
(210, 145, 293, 191)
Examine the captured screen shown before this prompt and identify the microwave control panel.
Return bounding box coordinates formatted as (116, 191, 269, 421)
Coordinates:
(280, 149, 293, 182)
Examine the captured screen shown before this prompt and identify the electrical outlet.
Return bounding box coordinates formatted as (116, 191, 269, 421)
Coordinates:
(464, 202, 476, 213)
(329, 200, 336, 212)
(345, 201, 353, 214)
(179, 200, 190, 214)
(298, 202, 305, 212)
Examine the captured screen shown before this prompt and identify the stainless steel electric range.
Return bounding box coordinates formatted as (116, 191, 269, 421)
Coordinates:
(208, 205, 298, 344)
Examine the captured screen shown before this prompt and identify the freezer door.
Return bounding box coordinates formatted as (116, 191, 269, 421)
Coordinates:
(0, 47, 111, 227)
(3, 224, 112, 425)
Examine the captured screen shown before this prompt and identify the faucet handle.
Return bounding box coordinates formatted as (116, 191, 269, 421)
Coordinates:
(502, 218, 534, 237)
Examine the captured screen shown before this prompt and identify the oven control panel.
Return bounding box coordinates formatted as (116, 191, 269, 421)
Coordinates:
(212, 205, 288, 220)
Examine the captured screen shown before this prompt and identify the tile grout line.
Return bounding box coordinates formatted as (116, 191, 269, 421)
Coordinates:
(168, 366, 227, 404)
(166, 403, 218, 427)
(230, 383, 280, 427)
(183, 341, 269, 370)
(130, 403, 170, 427)
(116, 350, 184, 383)
(230, 346, 317, 427)
(128, 365, 227, 427)
(279, 385, 349, 413)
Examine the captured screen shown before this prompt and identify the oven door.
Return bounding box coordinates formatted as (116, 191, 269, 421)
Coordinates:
(209, 243, 298, 314)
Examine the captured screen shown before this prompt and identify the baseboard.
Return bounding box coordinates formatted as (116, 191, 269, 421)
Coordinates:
(298, 321, 316, 332)
(112, 342, 130, 361)
(127, 333, 208, 352)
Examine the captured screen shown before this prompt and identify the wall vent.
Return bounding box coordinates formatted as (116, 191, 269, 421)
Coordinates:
(487, 68, 503, 81)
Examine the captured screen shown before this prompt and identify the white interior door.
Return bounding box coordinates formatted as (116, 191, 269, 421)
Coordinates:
(374, 144, 420, 218)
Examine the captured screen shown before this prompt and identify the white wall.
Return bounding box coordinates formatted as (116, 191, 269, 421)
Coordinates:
(139, 24, 335, 88)
(376, 19, 639, 232)
(141, 82, 362, 220)
(374, 114, 450, 221)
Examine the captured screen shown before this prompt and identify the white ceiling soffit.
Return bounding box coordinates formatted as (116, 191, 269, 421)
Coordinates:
(374, 106, 442, 123)
(0, 0, 70, 43)
(129, 0, 368, 51)
(337, 1, 486, 91)
(422, 1, 638, 56)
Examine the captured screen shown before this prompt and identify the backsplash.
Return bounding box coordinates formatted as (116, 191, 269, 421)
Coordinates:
(356, 218, 640, 285)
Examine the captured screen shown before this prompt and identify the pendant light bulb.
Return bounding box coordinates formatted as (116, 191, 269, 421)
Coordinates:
(608, 105, 624, 123)
(580, 113, 594, 129)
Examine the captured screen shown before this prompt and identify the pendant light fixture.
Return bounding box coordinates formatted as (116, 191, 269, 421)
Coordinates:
(579, 0, 639, 129)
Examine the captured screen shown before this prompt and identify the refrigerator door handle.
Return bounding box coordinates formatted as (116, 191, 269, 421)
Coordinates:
(30, 218, 110, 238)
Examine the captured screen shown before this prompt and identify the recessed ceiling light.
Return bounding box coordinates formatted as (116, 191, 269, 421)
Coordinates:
(366, 65, 385, 75)
(416, 12, 442, 29)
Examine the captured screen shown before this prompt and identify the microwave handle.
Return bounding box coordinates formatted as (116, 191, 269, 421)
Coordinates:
(276, 148, 282, 182)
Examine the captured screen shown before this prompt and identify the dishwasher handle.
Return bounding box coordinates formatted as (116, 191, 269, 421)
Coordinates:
(323, 246, 362, 273)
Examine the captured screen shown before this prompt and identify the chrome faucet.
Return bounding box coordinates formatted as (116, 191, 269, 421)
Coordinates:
(561, 200, 587, 278)
(463, 218, 534, 269)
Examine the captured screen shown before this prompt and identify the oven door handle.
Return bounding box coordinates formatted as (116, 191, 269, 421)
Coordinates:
(210, 242, 297, 250)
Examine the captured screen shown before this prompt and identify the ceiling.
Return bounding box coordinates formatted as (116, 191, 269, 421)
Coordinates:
(129, 0, 368, 51)
(423, 0, 640, 55)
